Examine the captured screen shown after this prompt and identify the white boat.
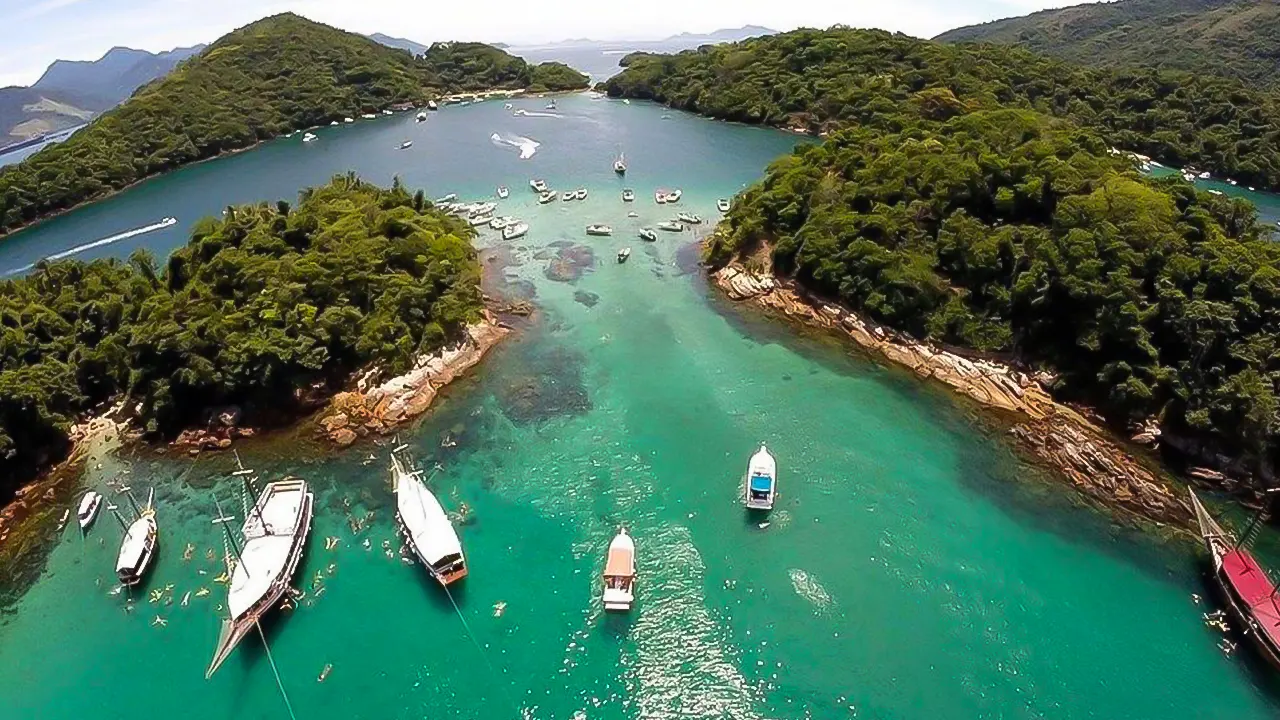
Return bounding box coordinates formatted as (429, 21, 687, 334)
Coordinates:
(77, 491, 102, 530)
(343, 117, 354, 124)
(497, 186, 509, 199)
(161, 216, 178, 226)
(393, 450, 467, 586)
(614, 153, 627, 175)
(538, 191, 557, 204)
(639, 228, 657, 242)
(665, 189, 682, 203)
(330, 121, 339, 126)
(717, 198, 730, 212)
(575, 188, 588, 200)
(627, 211, 639, 218)
(561, 191, 576, 202)
(302, 132, 317, 143)
(586, 224, 613, 236)
(655, 190, 667, 204)
(546, 99, 558, 110)
(434, 193, 457, 205)
(503, 222, 530, 240)
(514, 108, 529, 117)
(504, 102, 513, 109)
(469, 214, 494, 226)
(416, 111, 428, 122)
(677, 212, 702, 224)
(115, 488, 158, 586)
(472, 201, 497, 215)
(427, 100, 439, 111)
(743, 443, 778, 510)
(602, 528, 636, 612)
(1229, 179, 1238, 186)
(206, 476, 314, 678)
(1198, 171, 1210, 179)
(362, 113, 377, 120)
(616, 247, 631, 263)
(400, 141, 413, 149)
(530, 179, 548, 193)
(489, 216, 512, 230)
(622, 189, 635, 202)
(657, 221, 684, 232)
(1209, 189, 1224, 196)
(382, 109, 394, 116)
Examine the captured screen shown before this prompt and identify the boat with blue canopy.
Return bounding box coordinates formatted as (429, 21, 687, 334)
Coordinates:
(743, 444, 778, 510)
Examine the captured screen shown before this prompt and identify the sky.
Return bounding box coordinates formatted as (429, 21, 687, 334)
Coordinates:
(0, 0, 1089, 88)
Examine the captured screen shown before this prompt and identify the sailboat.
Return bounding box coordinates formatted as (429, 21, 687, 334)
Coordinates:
(602, 527, 636, 612)
(392, 446, 467, 586)
(206, 456, 314, 678)
(743, 444, 778, 510)
(115, 487, 158, 586)
(614, 152, 626, 175)
(1190, 490, 1280, 670)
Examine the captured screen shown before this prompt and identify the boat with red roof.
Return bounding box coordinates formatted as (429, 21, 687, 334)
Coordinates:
(1190, 489, 1280, 670)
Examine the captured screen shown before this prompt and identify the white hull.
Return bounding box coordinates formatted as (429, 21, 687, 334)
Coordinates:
(393, 454, 467, 586)
(743, 444, 777, 510)
(78, 492, 102, 530)
(603, 529, 636, 612)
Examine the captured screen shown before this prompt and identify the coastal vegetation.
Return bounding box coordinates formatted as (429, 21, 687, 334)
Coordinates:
(936, 0, 1280, 88)
(0, 174, 482, 503)
(602, 28, 1280, 192)
(529, 62, 591, 93)
(0, 14, 584, 237)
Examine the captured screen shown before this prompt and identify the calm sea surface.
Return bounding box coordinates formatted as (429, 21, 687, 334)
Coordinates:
(2, 94, 1279, 719)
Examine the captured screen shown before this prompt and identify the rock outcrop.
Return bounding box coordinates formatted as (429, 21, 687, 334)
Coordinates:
(711, 264, 1188, 525)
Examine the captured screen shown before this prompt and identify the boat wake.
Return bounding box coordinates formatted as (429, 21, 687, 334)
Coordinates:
(788, 568, 835, 611)
(512, 109, 563, 119)
(490, 132, 540, 159)
(4, 217, 178, 275)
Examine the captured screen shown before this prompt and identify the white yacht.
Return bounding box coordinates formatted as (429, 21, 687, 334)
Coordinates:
(434, 193, 457, 205)
(469, 214, 494, 226)
(575, 188, 588, 200)
(743, 443, 778, 510)
(399, 140, 413, 149)
(393, 449, 467, 586)
(427, 100, 439, 111)
(586, 224, 613, 236)
(622, 189, 635, 202)
(639, 228, 657, 242)
(503, 222, 530, 240)
(677, 212, 702, 224)
(655, 190, 667, 204)
(497, 186, 509, 199)
(382, 109, 394, 116)
(530, 179, 549, 193)
(362, 113, 377, 120)
(616, 247, 631, 263)
(302, 132, 318, 143)
(472, 201, 497, 215)
(665, 189, 682, 203)
(115, 488, 158, 586)
(602, 528, 636, 612)
(206, 474, 314, 678)
(561, 190, 576, 202)
(330, 121, 339, 126)
(614, 153, 627, 175)
(538, 191, 557, 204)
(77, 491, 102, 530)
(489, 216, 513, 230)
(343, 117, 354, 124)
(657, 220, 684, 232)
(717, 198, 731, 212)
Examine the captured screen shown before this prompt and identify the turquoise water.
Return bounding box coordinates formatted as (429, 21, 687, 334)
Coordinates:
(2, 94, 1280, 719)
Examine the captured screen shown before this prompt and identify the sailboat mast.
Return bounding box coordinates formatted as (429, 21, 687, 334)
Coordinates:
(212, 495, 248, 577)
(121, 487, 142, 518)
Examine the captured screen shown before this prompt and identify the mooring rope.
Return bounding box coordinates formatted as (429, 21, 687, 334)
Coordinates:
(256, 620, 299, 720)
(440, 582, 522, 719)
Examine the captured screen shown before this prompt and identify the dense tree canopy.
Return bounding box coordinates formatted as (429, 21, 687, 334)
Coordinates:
(0, 175, 482, 502)
(419, 41, 535, 91)
(528, 62, 591, 93)
(711, 107, 1280, 476)
(602, 28, 1280, 191)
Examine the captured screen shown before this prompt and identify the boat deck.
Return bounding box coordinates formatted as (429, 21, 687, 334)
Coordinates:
(396, 466, 462, 566)
(229, 483, 309, 619)
(1222, 549, 1280, 649)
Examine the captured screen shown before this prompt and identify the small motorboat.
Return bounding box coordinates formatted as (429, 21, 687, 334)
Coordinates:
(399, 141, 413, 149)
(575, 188, 588, 200)
(382, 109, 394, 116)
(161, 217, 178, 226)
(602, 527, 636, 612)
(302, 132, 318, 143)
(657, 221, 684, 232)
(78, 491, 102, 530)
(503, 222, 530, 240)
(655, 191, 667, 204)
(677, 212, 702, 224)
(665, 189, 682, 203)
(497, 186, 509, 199)
(330, 121, 339, 126)
(639, 228, 657, 242)
(627, 211, 638, 218)
(1198, 171, 1211, 179)
(717, 198, 731, 212)
(622, 189, 635, 202)
(427, 100, 439, 111)
(434, 193, 457, 205)
(472, 201, 497, 215)
(469, 214, 493, 227)
(546, 99, 558, 110)
(343, 117, 354, 124)
(743, 443, 778, 510)
(514, 108, 529, 117)
(561, 191, 576, 202)
(538, 191, 557, 204)
(617, 247, 631, 263)
(504, 102, 513, 109)
(586, 224, 613, 236)
(362, 113, 377, 120)
(489, 216, 512, 230)
(614, 153, 627, 175)
(530, 179, 549, 193)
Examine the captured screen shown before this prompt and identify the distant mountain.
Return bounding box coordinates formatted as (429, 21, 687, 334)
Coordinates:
(368, 33, 429, 57)
(935, 0, 1280, 86)
(507, 26, 779, 81)
(0, 44, 204, 151)
(659, 25, 778, 44)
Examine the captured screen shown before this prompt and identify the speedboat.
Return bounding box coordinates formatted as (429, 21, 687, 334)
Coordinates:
(657, 221, 683, 232)
(427, 100, 438, 111)
(1198, 171, 1211, 179)
(717, 198, 731, 212)
(161, 216, 178, 226)
(530, 179, 549, 193)
(546, 99, 558, 110)
(490, 216, 512, 230)
(743, 443, 778, 510)
(616, 247, 631, 263)
(622, 189, 635, 202)
(561, 191, 576, 202)
(514, 108, 529, 117)
(503, 222, 530, 240)
(343, 117, 354, 124)
(538, 191, 557, 204)
(639, 228, 657, 242)
(206, 475, 313, 678)
(497, 186, 509, 199)
(614, 153, 627, 175)
(330, 121, 339, 126)
(586, 224, 613, 236)
(399, 141, 413, 149)
(655, 191, 667, 204)
(665, 189, 682, 203)
(627, 211, 638, 218)
(302, 132, 318, 143)
(434, 193, 457, 205)
(78, 491, 102, 530)
(472, 201, 496, 215)
(362, 113, 377, 120)
(469, 214, 493, 226)
(602, 527, 636, 612)
(677, 212, 702, 224)
(575, 188, 588, 200)
(382, 109, 394, 116)
(416, 111, 428, 122)
(115, 488, 158, 586)
(392, 449, 467, 587)
(504, 102, 513, 109)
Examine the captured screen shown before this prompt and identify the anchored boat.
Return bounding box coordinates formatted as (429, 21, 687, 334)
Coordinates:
(78, 491, 102, 531)
(717, 198, 731, 212)
(206, 463, 314, 679)
(530, 179, 548, 193)
(1190, 490, 1280, 670)
(115, 487, 158, 586)
(497, 186, 509, 199)
(743, 444, 778, 510)
(676, 212, 702, 224)
(503, 221, 529, 240)
(393, 449, 467, 586)
(622, 189, 635, 202)
(617, 247, 631, 263)
(602, 527, 636, 612)
(586, 224, 613, 236)
(614, 152, 627, 175)
(639, 228, 657, 242)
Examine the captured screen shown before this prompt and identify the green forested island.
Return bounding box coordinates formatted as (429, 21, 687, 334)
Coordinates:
(0, 175, 482, 502)
(608, 28, 1280, 478)
(602, 28, 1280, 192)
(936, 0, 1280, 88)
(0, 14, 585, 237)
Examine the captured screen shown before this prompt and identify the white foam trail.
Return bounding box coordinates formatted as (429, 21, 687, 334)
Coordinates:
(513, 110, 563, 119)
(489, 132, 540, 159)
(4, 217, 177, 275)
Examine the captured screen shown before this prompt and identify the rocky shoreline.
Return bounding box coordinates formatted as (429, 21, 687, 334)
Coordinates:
(713, 264, 1189, 526)
(316, 314, 511, 446)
